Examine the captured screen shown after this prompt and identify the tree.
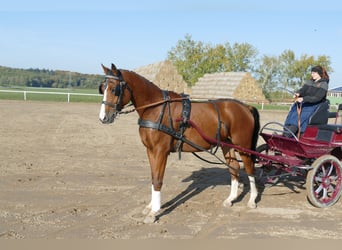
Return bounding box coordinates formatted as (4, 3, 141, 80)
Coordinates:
(254, 50, 332, 101)
(0, 66, 103, 89)
(167, 34, 258, 86)
(279, 50, 296, 91)
(167, 34, 206, 85)
(224, 42, 258, 72)
(255, 55, 280, 98)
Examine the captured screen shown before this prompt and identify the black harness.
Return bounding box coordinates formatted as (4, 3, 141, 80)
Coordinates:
(138, 90, 223, 159)
(101, 71, 229, 166)
(138, 91, 190, 146)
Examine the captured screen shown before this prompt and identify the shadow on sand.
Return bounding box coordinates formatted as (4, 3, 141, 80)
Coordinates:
(157, 167, 253, 220)
(156, 166, 307, 221)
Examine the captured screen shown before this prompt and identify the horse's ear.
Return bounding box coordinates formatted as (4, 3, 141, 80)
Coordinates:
(111, 63, 119, 75)
(101, 64, 110, 75)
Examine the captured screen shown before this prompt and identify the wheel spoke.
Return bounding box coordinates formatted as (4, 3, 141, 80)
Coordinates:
(322, 187, 328, 199)
(328, 184, 336, 192)
(315, 176, 323, 182)
(327, 163, 334, 176)
(322, 165, 327, 176)
(315, 184, 323, 194)
(330, 175, 338, 181)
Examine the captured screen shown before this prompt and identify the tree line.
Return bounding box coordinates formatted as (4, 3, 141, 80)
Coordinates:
(167, 34, 332, 99)
(0, 66, 103, 89)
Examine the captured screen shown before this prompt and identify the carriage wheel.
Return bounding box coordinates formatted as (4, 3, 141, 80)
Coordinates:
(255, 144, 281, 187)
(306, 155, 342, 208)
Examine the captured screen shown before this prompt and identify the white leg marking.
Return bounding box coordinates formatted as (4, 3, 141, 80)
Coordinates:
(99, 88, 107, 121)
(223, 179, 239, 207)
(142, 185, 161, 223)
(247, 175, 257, 208)
(151, 185, 161, 212)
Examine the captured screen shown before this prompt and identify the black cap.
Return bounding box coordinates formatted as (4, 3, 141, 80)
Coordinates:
(311, 66, 323, 77)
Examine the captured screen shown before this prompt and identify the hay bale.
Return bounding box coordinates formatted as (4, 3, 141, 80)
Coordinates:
(134, 60, 189, 94)
(191, 72, 267, 103)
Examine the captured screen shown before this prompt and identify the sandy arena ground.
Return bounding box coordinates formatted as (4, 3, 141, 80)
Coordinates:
(1, 100, 342, 239)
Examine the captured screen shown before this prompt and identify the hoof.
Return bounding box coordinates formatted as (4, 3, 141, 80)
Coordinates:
(223, 199, 233, 208)
(143, 211, 156, 224)
(142, 203, 152, 215)
(247, 202, 257, 209)
(141, 207, 151, 215)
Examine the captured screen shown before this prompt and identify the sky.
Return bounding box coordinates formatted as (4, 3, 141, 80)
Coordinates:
(1, 0, 342, 88)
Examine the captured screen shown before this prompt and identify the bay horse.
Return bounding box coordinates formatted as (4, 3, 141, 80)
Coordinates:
(98, 63, 260, 223)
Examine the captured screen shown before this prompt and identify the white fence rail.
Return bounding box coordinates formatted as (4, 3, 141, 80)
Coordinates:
(0, 89, 101, 102)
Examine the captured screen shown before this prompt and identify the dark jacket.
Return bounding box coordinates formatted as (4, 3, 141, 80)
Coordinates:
(284, 77, 329, 134)
(298, 78, 329, 104)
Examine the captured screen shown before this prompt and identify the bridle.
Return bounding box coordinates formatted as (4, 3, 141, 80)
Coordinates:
(101, 70, 132, 113)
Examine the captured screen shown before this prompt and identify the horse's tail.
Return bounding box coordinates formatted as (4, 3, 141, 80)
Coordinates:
(249, 106, 260, 162)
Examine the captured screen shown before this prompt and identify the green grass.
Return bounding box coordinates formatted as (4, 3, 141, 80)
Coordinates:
(0, 86, 102, 103)
(0, 86, 295, 109)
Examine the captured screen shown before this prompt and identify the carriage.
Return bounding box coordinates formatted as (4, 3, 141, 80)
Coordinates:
(255, 102, 342, 208)
(98, 63, 342, 223)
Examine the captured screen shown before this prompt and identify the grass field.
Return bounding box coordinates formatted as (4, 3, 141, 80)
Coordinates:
(0, 86, 102, 103)
(0, 86, 295, 110)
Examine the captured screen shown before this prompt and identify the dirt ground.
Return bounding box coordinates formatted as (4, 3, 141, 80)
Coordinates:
(1, 100, 342, 239)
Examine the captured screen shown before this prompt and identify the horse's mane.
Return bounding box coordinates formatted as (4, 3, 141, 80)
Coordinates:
(124, 69, 182, 98)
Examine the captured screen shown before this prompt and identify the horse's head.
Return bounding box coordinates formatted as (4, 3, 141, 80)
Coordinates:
(98, 63, 131, 124)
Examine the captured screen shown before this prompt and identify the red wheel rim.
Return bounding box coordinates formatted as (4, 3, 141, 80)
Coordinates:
(313, 159, 342, 204)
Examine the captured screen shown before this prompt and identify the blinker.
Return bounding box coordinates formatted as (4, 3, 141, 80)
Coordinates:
(113, 84, 121, 96)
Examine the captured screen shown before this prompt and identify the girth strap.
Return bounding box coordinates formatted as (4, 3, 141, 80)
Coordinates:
(176, 94, 191, 158)
(211, 101, 222, 155)
(138, 119, 184, 140)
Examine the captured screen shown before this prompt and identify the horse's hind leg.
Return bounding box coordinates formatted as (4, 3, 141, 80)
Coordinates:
(222, 149, 257, 208)
(223, 148, 241, 207)
(247, 175, 257, 208)
(240, 152, 257, 208)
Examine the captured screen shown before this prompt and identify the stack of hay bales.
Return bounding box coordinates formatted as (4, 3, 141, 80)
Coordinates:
(191, 72, 267, 103)
(134, 60, 189, 94)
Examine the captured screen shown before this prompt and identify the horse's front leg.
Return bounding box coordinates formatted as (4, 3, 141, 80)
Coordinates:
(142, 185, 161, 214)
(142, 149, 168, 224)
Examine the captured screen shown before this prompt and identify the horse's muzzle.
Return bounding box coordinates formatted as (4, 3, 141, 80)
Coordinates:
(99, 111, 117, 124)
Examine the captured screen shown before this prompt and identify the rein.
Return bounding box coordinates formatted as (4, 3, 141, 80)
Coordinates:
(104, 73, 187, 114)
(102, 72, 239, 172)
(296, 102, 302, 138)
(119, 97, 188, 114)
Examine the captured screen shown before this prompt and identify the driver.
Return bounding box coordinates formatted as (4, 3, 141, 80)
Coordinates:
(283, 65, 329, 137)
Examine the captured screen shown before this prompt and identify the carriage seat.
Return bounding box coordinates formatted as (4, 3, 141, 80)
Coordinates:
(308, 100, 330, 125)
(306, 100, 338, 141)
(308, 124, 342, 142)
(315, 124, 342, 133)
